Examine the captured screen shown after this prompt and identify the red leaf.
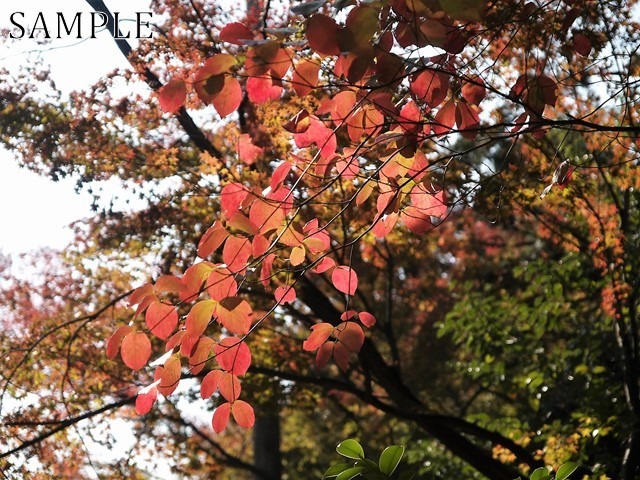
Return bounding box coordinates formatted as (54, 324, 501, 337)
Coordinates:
(260, 254, 276, 288)
(402, 206, 434, 234)
(121, 332, 152, 371)
(222, 236, 252, 273)
(145, 301, 178, 340)
(252, 234, 270, 258)
(157, 78, 186, 114)
(573, 33, 592, 57)
(221, 183, 248, 219)
(294, 116, 337, 159)
(238, 134, 264, 165)
(306, 14, 341, 56)
(215, 297, 253, 334)
(270, 161, 292, 191)
(214, 336, 252, 375)
(359, 312, 376, 328)
(333, 342, 351, 371)
(246, 75, 283, 104)
(372, 212, 398, 238)
(283, 109, 311, 134)
(332, 266, 358, 296)
(303, 323, 334, 351)
(106, 325, 133, 360)
(206, 266, 238, 301)
(231, 400, 255, 428)
(433, 100, 456, 135)
(212, 76, 243, 118)
(461, 77, 486, 106)
(312, 256, 335, 273)
(455, 101, 480, 139)
(212, 402, 231, 433)
(410, 70, 449, 107)
(189, 336, 215, 375)
(336, 321, 365, 352)
(219, 22, 253, 45)
(185, 300, 216, 338)
(198, 222, 229, 258)
(275, 285, 296, 304)
(411, 185, 447, 217)
(249, 197, 285, 234)
(292, 59, 320, 97)
(219, 372, 242, 402)
(158, 355, 181, 397)
(315, 342, 333, 369)
(201, 370, 223, 399)
(166, 330, 186, 351)
(129, 283, 154, 308)
(135, 386, 158, 415)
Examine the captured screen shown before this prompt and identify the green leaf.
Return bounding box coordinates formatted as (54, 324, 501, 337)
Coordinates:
(530, 467, 550, 480)
(555, 462, 579, 480)
(323, 463, 352, 478)
(336, 439, 365, 460)
(378, 445, 404, 476)
(335, 466, 366, 480)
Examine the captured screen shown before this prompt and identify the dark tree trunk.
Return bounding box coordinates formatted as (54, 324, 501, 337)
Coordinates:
(253, 414, 281, 480)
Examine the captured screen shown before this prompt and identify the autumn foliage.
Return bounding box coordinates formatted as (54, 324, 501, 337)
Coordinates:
(4, 0, 640, 478)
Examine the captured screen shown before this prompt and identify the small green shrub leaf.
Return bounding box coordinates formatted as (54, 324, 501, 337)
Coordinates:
(335, 466, 365, 480)
(555, 462, 579, 480)
(336, 439, 364, 460)
(530, 467, 550, 480)
(379, 445, 404, 476)
(323, 462, 351, 478)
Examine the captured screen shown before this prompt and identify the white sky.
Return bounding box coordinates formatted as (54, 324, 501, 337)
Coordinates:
(0, 0, 150, 255)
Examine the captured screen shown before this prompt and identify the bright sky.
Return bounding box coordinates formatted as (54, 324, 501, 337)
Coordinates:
(0, 0, 150, 255)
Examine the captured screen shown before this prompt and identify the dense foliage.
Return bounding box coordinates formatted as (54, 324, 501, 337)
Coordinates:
(2, 0, 640, 478)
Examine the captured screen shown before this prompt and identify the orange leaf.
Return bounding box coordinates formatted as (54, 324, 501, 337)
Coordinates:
(219, 372, 242, 402)
(198, 222, 229, 258)
(212, 76, 243, 118)
(303, 323, 334, 351)
(250, 197, 285, 234)
(106, 324, 133, 360)
(157, 78, 186, 114)
(121, 332, 151, 371)
(215, 297, 253, 334)
(158, 355, 181, 397)
(332, 266, 358, 296)
(145, 301, 178, 340)
(214, 336, 252, 375)
(189, 336, 215, 375)
(185, 300, 216, 338)
(292, 59, 320, 97)
(290, 245, 306, 266)
(231, 400, 255, 428)
(212, 402, 231, 433)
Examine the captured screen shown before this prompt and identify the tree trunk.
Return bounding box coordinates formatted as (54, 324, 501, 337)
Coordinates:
(253, 414, 281, 480)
